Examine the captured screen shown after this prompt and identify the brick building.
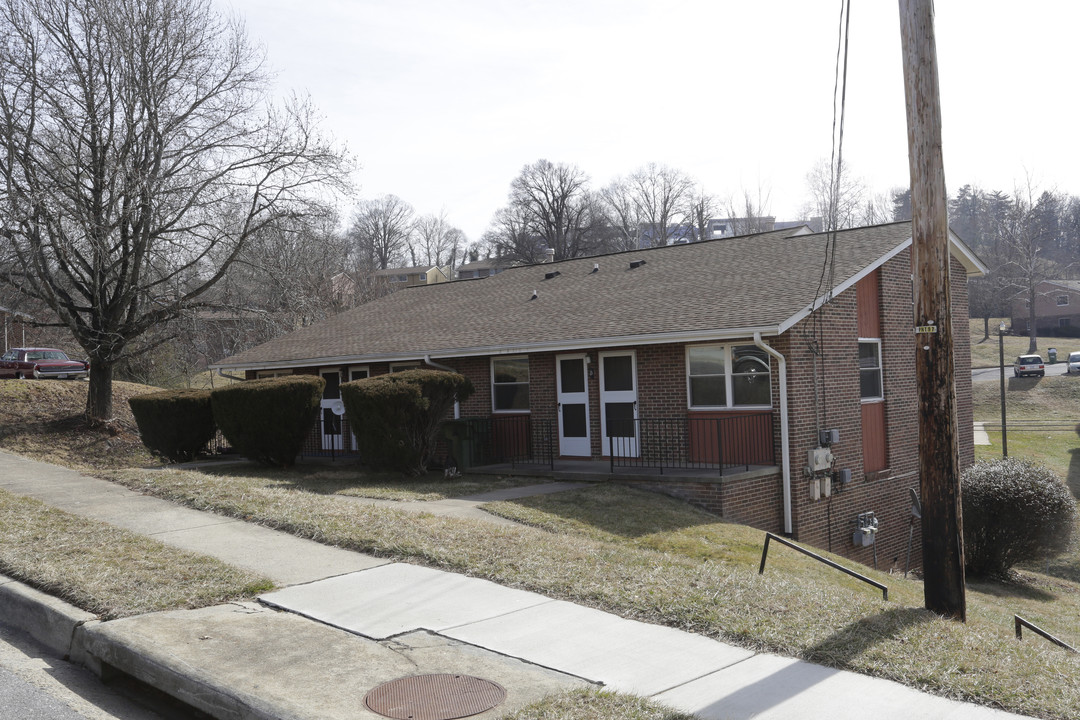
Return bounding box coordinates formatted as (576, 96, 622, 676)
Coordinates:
(213, 222, 986, 568)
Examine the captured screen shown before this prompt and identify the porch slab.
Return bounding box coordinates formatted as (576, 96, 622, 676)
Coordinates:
(467, 459, 777, 485)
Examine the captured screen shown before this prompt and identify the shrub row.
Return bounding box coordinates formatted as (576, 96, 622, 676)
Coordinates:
(342, 369, 474, 476)
(129, 375, 324, 468)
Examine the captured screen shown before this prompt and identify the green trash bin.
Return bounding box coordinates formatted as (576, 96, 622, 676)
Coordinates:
(442, 420, 472, 470)
(1048, 348, 1058, 364)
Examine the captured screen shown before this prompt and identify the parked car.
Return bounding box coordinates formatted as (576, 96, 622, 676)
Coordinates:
(1013, 354, 1045, 378)
(1067, 352, 1080, 374)
(0, 348, 89, 380)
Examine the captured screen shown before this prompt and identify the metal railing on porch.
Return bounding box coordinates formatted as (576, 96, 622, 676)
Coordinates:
(608, 412, 775, 475)
(450, 416, 555, 470)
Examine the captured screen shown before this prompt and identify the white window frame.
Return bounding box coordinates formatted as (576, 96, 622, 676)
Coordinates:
(491, 355, 530, 414)
(1057, 295, 1069, 306)
(256, 369, 291, 379)
(859, 339, 884, 403)
(686, 343, 772, 410)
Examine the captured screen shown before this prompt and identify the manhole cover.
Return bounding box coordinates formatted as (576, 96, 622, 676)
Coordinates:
(364, 674, 507, 720)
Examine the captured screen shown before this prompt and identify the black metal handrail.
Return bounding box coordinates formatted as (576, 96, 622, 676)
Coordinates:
(759, 532, 889, 601)
(609, 412, 774, 475)
(454, 415, 555, 469)
(1015, 615, 1078, 653)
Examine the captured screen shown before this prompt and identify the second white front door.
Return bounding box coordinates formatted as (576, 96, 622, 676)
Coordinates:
(599, 351, 638, 458)
(320, 368, 344, 451)
(556, 354, 590, 457)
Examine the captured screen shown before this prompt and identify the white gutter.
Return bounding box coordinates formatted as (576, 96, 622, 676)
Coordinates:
(754, 332, 792, 536)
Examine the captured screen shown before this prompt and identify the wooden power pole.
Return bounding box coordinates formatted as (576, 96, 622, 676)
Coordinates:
(899, 0, 966, 621)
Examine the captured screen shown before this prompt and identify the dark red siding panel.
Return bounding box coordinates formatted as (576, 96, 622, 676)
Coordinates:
(856, 270, 881, 338)
(861, 401, 886, 473)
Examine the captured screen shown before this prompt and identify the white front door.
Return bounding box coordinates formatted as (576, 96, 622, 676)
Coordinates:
(320, 368, 344, 451)
(556, 354, 590, 457)
(599, 351, 638, 458)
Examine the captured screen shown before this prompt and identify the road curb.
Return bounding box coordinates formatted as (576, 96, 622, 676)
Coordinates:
(0, 572, 99, 663)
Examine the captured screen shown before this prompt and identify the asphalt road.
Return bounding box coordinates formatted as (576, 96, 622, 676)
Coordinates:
(0, 620, 165, 720)
(971, 361, 1073, 383)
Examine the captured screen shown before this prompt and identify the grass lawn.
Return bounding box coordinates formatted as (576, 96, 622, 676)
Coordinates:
(0, 489, 273, 619)
(4, 379, 1080, 719)
(101, 465, 1080, 720)
(967, 316, 1080, 368)
(0, 378, 160, 470)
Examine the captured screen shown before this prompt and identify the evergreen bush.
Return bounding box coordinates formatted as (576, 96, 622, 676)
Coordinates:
(210, 375, 324, 467)
(342, 369, 474, 475)
(128, 389, 216, 463)
(961, 457, 1077, 577)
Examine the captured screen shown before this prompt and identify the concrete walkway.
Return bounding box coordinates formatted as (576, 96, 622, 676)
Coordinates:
(0, 450, 1034, 720)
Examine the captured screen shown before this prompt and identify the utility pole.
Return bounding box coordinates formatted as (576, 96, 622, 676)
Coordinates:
(899, 0, 966, 621)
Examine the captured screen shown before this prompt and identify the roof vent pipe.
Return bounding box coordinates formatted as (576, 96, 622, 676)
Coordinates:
(530, 289, 538, 300)
(591, 263, 599, 273)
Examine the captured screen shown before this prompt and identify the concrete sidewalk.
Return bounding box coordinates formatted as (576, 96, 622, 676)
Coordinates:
(0, 450, 1034, 720)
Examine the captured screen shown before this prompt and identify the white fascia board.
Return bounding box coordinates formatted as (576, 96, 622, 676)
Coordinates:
(210, 325, 781, 373)
(777, 231, 987, 336)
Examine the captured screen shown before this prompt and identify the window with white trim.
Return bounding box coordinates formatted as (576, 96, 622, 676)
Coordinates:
(492, 356, 530, 412)
(686, 344, 771, 408)
(256, 370, 291, 379)
(1057, 295, 1069, 306)
(859, 340, 883, 401)
(389, 362, 421, 373)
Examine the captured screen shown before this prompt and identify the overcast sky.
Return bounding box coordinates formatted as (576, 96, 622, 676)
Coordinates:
(222, 0, 1080, 244)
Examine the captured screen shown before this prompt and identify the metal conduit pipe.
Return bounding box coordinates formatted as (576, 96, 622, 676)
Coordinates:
(754, 332, 792, 535)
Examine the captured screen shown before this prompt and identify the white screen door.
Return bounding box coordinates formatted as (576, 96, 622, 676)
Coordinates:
(599, 351, 638, 458)
(556, 354, 590, 457)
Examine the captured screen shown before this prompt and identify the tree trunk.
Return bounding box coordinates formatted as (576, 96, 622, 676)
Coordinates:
(982, 316, 989, 342)
(1028, 286, 1039, 353)
(86, 360, 115, 423)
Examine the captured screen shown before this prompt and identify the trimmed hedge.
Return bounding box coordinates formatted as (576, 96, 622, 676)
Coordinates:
(342, 369, 474, 475)
(961, 457, 1077, 577)
(210, 375, 324, 468)
(128, 389, 216, 463)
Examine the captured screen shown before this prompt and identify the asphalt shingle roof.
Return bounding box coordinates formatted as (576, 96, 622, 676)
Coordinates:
(214, 222, 932, 370)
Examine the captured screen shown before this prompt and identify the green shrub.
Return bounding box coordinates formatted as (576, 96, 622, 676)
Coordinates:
(210, 375, 324, 468)
(342, 369, 474, 476)
(128, 389, 216, 463)
(961, 457, 1077, 577)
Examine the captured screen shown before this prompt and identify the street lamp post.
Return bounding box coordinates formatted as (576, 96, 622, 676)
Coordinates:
(998, 320, 1008, 458)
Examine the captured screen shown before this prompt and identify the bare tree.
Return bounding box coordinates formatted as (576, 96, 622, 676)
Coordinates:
(507, 159, 594, 261)
(597, 177, 643, 252)
(686, 186, 719, 243)
(803, 157, 866, 230)
(348, 195, 415, 271)
(627, 163, 694, 246)
(411, 211, 464, 269)
(721, 187, 775, 236)
(0, 0, 349, 420)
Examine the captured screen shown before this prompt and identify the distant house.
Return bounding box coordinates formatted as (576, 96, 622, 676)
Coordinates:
(212, 222, 985, 567)
(1, 305, 33, 353)
(1011, 280, 1080, 338)
(375, 265, 451, 288)
(456, 257, 514, 280)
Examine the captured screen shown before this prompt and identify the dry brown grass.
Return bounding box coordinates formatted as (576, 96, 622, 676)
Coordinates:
(0, 379, 160, 469)
(104, 467, 1080, 720)
(0, 489, 273, 619)
(504, 689, 695, 720)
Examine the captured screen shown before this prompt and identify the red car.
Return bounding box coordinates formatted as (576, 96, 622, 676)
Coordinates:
(0, 347, 90, 380)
